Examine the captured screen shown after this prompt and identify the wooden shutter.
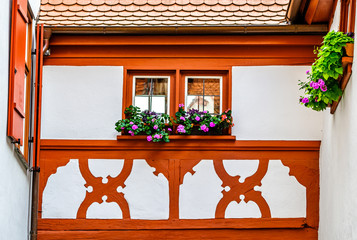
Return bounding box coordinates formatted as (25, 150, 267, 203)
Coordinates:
(8, 0, 28, 145)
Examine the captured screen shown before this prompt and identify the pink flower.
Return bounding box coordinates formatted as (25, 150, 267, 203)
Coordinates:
(306, 70, 310, 74)
(203, 110, 207, 113)
(153, 125, 158, 130)
(309, 82, 314, 87)
(320, 85, 327, 92)
(147, 136, 152, 142)
(180, 116, 185, 121)
(209, 122, 216, 127)
(121, 127, 125, 129)
(195, 116, 200, 121)
(152, 119, 155, 122)
(129, 122, 134, 125)
(200, 125, 209, 132)
(177, 124, 186, 133)
(312, 82, 319, 89)
(168, 128, 172, 132)
(132, 125, 138, 130)
(315, 97, 318, 102)
(318, 79, 325, 86)
(302, 97, 309, 103)
(128, 130, 134, 136)
(154, 134, 160, 139)
(179, 103, 184, 108)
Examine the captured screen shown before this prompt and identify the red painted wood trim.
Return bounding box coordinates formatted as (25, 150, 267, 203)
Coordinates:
(117, 135, 236, 141)
(40, 139, 321, 151)
(37, 218, 307, 231)
(49, 35, 324, 47)
(37, 228, 318, 240)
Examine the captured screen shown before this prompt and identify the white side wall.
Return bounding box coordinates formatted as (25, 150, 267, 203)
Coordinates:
(319, 5, 357, 239)
(0, 0, 32, 239)
(232, 66, 323, 140)
(41, 66, 123, 140)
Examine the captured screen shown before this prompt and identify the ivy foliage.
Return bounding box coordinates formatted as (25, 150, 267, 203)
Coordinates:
(299, 31, 354, 111)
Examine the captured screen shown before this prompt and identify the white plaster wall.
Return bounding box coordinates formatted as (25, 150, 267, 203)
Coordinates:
(0, 0, 31, 239)
(41, 66, 123, 139)
(232, 66, 323, 140)
(319, 9, 357, 239)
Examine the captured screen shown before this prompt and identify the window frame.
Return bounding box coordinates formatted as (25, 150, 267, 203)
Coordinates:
(132, 75, 171, 115)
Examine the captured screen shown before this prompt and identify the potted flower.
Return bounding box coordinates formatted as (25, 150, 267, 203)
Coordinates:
(115, 106, 173, 142)
(299, 31, 354, 111)
(174, 104, 233, 135)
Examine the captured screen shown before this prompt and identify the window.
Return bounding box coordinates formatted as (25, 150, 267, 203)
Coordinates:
(133, 76, 170, 114)
(124, 70, 230, 117)
(185, 76, 222, 115)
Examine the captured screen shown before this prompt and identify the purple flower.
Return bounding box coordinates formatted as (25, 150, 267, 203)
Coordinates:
(209, 122, 216, 128)
(318, 79, 325, 86)
(306, 70, 310, 74)
(168, 128, 172, 132)
(147, 136, 152, 142)
(320, 85, 327, 92)
(177, 124, 186, 134)
(153, 125, 158, 130)
(312, 82, 319, 89)
(195, 116, 200, 121)
(179, 103, 184, 108)
(302, 97, 309, 103)
(129, 122, 134, 125)
(154, 134, 160, 139)
(200, 125, 209, 132)
(132, 125, 138, 130)
(180, 116, 185, 121)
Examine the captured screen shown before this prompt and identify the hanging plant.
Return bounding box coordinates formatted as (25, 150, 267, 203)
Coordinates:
(299, 31, 354, 111)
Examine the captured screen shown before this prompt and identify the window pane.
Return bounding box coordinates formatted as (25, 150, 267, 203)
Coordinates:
(187, 78, 203, 95)
(134, 96, 149, 111)
(152, 78, 168, 96)
(152, 96, 166, 114)
(135, 78, 150, 95)
(205, 78, 220, 95)
(187, 95, 204, 111)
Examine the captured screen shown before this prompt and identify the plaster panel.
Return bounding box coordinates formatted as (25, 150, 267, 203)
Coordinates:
(123, 160, 169, 220)
(319, 19, 357, 240)
(223, 160, 259, 183)
(41, 66, 123, 139)
(256, 160, 306, 218)
(180, 160, 223, 219)
(232, 66, 323, 140)
(225, 200, 261, 218)
(42, 159, 87, 218)
(87, 196, 123, 219)
(88, 159, 124, 184)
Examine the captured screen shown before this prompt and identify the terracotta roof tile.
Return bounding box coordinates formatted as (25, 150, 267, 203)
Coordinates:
(38, 0, 289, 26)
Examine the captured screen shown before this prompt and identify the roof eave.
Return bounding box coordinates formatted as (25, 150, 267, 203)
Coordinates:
(39, 24, 328, 35)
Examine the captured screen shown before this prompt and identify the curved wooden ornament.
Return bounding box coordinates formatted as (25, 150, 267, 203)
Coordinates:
(76, 158, 133, 219)
(213, 159, 271, 218)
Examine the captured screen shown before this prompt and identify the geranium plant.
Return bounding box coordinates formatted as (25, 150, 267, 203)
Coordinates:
(115, 105, 173, 142)
(299, 31, 354, 111)
(174, 104, 233, 135)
